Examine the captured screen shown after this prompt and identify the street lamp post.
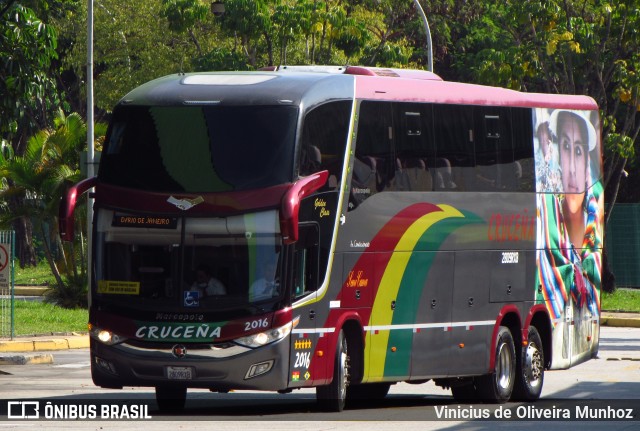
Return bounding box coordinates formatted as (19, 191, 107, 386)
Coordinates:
(412, 0, 433, 72)
(87, 0, 94, 294)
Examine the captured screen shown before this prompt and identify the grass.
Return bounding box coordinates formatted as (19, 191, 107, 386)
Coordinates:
(601, 288, 640, 313)
(11, 300, 88, 336)
(7, 261, 87, 336)
(14, 260, 56, 286)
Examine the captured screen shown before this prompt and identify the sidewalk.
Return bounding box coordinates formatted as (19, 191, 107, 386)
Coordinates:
(0, 312, 638, 365)
(0, 332, 88, 365)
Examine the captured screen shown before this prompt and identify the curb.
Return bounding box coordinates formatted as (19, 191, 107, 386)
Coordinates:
(13, 286, 48, 296)
(0, 335, 89, 353)
(600, 315, 640, 328)
(0, 335, 88, 365)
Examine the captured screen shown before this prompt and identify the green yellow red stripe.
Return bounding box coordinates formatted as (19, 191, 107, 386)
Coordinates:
(364, 204, 472, 380)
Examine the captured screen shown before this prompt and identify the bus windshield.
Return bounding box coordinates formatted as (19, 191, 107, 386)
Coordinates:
(99, 105, 299, 192)
(94, 209, 284, 315)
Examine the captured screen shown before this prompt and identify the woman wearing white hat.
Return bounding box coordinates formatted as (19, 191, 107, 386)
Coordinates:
(548, 109, 597, 249)
(536, 108, 603, 364)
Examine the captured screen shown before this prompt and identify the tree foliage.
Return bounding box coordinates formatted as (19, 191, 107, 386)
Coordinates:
(0, 109, 106, 307)
(0, 2, 60, 152)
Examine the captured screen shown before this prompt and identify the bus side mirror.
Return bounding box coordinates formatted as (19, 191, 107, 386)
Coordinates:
(59, 176, 98, 242)
(280, 170, 328, 245)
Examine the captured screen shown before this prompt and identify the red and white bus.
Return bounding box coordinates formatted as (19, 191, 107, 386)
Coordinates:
(61, 65, 603, 411)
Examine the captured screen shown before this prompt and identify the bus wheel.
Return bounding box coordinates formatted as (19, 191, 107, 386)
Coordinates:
(513, 325, 544, 400)
(477, 326, 515, 403)
(155, 386, 187, 412)
(317, 330, 349, 412)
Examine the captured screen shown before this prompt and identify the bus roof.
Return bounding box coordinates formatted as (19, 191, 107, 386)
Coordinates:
(118, 65, 598, 111)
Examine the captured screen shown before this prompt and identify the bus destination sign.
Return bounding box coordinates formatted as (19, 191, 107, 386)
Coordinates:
(112, 214, 178, 229)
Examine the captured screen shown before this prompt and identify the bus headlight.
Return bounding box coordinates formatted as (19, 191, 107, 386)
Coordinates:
(89, 324, 127, 346)
(234, 321, 293, 348)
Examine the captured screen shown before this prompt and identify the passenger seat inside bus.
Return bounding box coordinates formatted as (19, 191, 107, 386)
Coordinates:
(428, 158, 457, 190)
(498, 161, 522, 191)
(301, 145, 322, 176)
(301, 145, 337, 188)
(349, 156, 378, 209)
(402, 158, 433, 191)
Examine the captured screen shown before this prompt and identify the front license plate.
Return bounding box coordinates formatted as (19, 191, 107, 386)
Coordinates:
(167, 366, 193, 380)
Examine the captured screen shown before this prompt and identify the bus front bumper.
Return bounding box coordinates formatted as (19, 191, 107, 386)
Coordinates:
(89, 336, 291, 392)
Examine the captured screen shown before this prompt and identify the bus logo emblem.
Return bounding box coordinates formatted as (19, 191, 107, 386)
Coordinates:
(167, 195, 204, 211)
(172, 344, 187, 358)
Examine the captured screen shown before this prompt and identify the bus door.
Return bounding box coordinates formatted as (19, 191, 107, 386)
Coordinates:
(288, 224, 320, 387)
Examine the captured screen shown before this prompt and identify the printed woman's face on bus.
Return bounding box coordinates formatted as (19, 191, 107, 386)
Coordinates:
(558, 112, 588, 215)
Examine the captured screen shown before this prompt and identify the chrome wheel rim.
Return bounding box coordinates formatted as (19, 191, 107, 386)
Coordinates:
(526, 342, 543, 387)
(496, 342, 513, 390)
(338, 338, 349, 400)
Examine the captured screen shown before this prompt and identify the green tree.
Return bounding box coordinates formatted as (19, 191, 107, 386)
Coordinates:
(1, 2, 63, 268)
(161, 0, 208, 56)
(0, 110, 106, 307)
(58, 0, 186, 112)
(218, 0, 273, 67)
(0, 2, 60, 149)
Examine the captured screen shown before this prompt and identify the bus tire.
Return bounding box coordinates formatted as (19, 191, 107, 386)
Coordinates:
(317, 330, 349, 412)
(477, 326, 516, 403)
(155, 386, 187, 412)
(513, 325, 544, 400)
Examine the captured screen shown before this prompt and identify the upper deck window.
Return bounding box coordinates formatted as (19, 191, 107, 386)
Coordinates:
(100, 105, 298, 193)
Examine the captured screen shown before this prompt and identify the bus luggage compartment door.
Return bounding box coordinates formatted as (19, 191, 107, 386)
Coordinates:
(489, 250, 530, 303)
(451, 251, 494, 375)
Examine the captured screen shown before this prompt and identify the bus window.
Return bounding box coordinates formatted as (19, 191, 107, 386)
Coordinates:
(512, 107, 535, 192)
(474, 109, 508, 191)
(395, 103, 436, 191)
(350, 101, 394, 209)
(299, 100, 351, 187)
(292, 224, 319, 300)
(433, 104, 474, 191)
(100, 105, 298, 193)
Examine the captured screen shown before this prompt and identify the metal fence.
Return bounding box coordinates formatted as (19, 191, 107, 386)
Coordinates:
(0, 231, 15, 339)
(606, 204, 640, 288)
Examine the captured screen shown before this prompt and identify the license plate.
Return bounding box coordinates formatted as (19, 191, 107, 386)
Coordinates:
(167, 366, 193, 380)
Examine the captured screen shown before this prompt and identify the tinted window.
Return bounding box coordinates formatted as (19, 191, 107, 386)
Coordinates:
(100, 105, 298, 192)
(299, 100, 351, 186)
(350, 101, 393, 209)
(352, 101, 534, 202)
(432, 104, 474, 191)
(299, 101, 351, 286)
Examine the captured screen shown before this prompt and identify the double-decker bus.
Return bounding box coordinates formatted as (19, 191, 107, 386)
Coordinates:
(60, 65, 603, 412)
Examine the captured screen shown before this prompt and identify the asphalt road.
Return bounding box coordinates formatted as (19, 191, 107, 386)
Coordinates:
(1, 326, 639, 430)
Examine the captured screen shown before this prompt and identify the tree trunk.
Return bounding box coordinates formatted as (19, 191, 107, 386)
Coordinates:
(39, 221, 65, 290)
(13, 217, 36, 268)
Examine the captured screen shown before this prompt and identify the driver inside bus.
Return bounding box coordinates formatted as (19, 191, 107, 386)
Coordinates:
(250, 260, 278, 301)
(190, 264, 226, 297)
